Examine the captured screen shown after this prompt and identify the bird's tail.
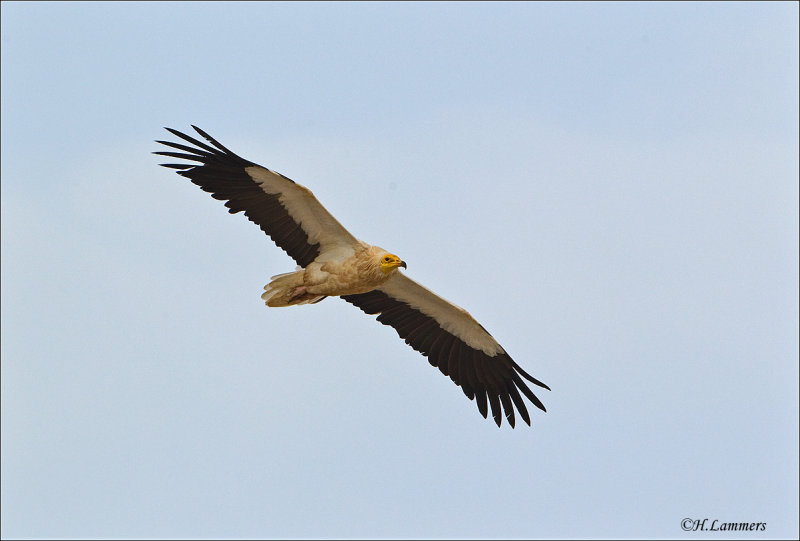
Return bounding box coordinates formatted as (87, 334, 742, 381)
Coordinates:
(261, 269, 327, 307)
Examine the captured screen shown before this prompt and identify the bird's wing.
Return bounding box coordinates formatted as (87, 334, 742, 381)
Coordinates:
(154, 126, 359, 267)
(341, 273, 550, 428)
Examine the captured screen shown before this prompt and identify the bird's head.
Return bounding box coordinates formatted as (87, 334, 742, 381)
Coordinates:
(379, 253, 407, 274)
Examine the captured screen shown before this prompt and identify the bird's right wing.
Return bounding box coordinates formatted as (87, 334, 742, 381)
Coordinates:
(154, 126, 359, 267)
(342, 273, 550, 428)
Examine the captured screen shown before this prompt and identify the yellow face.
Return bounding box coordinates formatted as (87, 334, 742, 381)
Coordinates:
(379, 253, 407, 273)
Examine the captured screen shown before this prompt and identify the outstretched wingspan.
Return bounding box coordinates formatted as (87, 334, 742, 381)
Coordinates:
(156, 126, 549, 428)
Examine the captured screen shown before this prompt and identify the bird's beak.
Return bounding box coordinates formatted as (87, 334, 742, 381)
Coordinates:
(399, 260, 407, 269)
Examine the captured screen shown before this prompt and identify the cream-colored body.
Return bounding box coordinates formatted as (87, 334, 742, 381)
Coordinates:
(262, 244, 401, 307)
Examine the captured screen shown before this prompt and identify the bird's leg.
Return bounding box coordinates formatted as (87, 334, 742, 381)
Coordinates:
(288, 286, 309, 302)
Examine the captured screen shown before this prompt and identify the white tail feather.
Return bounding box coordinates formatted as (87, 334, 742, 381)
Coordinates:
(261, 269, 325, 307)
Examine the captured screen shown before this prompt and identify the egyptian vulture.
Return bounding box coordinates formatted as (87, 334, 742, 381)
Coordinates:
(155, 126, 549, 428)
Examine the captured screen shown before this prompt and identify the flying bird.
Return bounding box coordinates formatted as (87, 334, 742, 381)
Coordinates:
(155, 126, 549, 427)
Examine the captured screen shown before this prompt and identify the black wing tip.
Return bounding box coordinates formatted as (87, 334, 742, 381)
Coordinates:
(189, 125, 236, 154)
(163, 126, 188, 138)
(157, 163, 193, 170)
(190, 124, 210, 139)
(505, 413, 526, 427)
(155, 125, 255, 169)
(512, 359, 551, 391)
(163, 125, 202, 133)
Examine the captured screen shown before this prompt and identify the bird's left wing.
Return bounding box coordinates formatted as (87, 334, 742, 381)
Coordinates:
(154, 126, 358, 267)
(341, 273, 549, 428)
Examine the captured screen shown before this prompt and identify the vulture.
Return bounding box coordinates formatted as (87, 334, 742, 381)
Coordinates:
(154, 126, 550, 428)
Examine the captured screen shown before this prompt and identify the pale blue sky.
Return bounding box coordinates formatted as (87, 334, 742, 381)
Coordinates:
(2, 2, 798, 539)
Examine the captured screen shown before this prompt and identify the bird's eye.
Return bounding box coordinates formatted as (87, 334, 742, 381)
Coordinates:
(384, 257, 391, 262)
